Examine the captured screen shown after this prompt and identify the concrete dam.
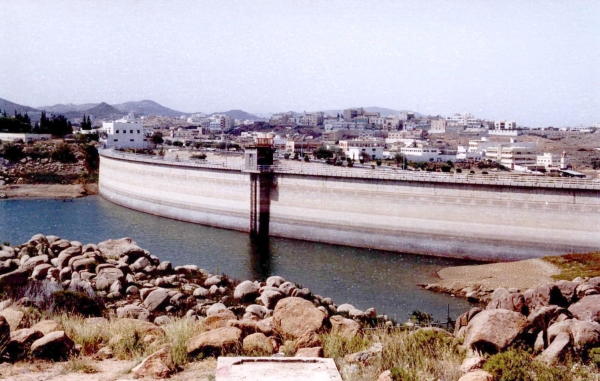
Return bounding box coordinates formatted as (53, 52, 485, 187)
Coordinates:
(98, 149, 600, 262)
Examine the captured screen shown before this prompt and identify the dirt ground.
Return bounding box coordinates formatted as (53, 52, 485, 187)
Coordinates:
(0, 358, 217, 381)
(422, 258, 561, 302)
(0, 183, 98, 200)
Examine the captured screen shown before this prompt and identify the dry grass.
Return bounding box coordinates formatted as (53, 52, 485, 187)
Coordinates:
(322, 328, 465, 381)
(543, 252, 600, 280)
(61, 356, 99, 374)
(59, 314, 204, 368)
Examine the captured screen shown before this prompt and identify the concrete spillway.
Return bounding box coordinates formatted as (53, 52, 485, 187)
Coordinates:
(99, 150, 600, 262)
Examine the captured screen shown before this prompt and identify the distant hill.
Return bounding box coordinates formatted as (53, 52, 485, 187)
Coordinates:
(0, 98, 39, 113)
(39, 103, 99, 113)
(63, 102, 126, 120)
(211, 109, 262, 121)
(112, 100, 189, 118)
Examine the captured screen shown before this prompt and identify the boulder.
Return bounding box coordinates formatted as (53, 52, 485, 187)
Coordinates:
(486, 288, 527, 315)
(206, 303, 227, 316)
(295, 346, 324, 358)
(256, 317, 275, 336)
(203, 310, 236, 331)
(555, 280, 579, 303)
(59, 267, 72, 282)
(266, 276, 285, 288)
(118, 318, 164, 335)
(463, 309, 528, 353)
(97, 238, 146, 260)
(461, 356, 485, 373)
(21, 255, 49, 272)
(71, 257, 97, 272)
(31, 264, 52, 280)
(524, 284, 568, 311)
(0, 269, 29, 287)
(0, 307, 25, 331)
(295, 331, 321, 349)
(330, 315, 360, 339)
(157, 261, 172, 273)
(576, 284, 600, 300)
(144, 288, 169, 312)
(6, 328, 44, 360)
(458, 371, 493, 381)
(117, 304, 149, 319)
(536, 319, 600, 353)
(344, 343, 383, 365)
(376, 370, 393, 381)
(568, 295, 600, 322)
(273, 297, 326, 339)
(50, 239, 71, 252)
(193, 287, 209, 298)
(243, 332, 274, 355)
(94, 346, 113, 360)
(260, 289, 284, 309)
(246, 304, 269, 319)
(536, 331, 571, 365)
(186, 327, 242, 357)
(588, 277, 600, 288)
(56, 247, 82, 269)
(132, 345, 174, 379)
(130, 257, 151, 272)
(204, 275, 222, 287)
(31, 320, 63, 335)
(279, 281, 297, 296)
(337, 304, 356, 314)
(94, 265, 124, 291)
(31, 331, 74, 360)
(234, 280, 260, 301)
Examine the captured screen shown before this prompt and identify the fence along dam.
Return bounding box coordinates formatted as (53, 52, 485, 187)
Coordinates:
(98, 147, 600, 262)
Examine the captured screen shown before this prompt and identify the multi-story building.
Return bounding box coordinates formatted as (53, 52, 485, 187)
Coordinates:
(324, 120, 368, 131)
(429, 119, 447, 134)
(101, 119, 151, 149)
(285, 140, 322, 155)
(343, 108, 365, 121)
(339, 139, 385, 160)
(485, 144, 536, 168)
(208, 114, 233, 132)
(537, 152, 569, 171)
(494, 120, 517, 130)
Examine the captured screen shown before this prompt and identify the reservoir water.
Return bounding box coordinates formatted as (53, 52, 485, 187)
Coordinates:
(0, 196, 477, 321)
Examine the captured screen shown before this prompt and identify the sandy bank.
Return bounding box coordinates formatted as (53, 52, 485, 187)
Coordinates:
(0, 183, 98, 200)
(422, 258, 561, 302)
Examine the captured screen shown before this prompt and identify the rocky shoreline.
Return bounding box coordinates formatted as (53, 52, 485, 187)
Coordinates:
(1, 235, 600, 380)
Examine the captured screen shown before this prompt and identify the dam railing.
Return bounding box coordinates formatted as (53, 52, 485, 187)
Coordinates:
(100, 149, 600, 191)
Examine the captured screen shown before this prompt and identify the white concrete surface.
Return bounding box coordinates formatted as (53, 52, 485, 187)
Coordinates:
(216, 357, 343, 381)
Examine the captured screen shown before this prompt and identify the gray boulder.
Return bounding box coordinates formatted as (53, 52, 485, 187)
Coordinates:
(31, 330, 74, 360)
(463, 309, 528, 353)
(234, 280, 260, 301)
(568, 295, 600, 322)
(144, 288, 169, 312)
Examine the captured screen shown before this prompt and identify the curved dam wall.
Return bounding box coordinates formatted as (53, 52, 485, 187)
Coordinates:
(99, 152, 600, 261)
(99, 154, 250, 232)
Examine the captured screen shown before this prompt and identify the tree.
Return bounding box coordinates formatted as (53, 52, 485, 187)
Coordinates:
(151, 132, 164, 146)
(81, 115, 92, 131)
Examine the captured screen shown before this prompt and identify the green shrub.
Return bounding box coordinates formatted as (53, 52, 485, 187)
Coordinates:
(191, 153, 207, 160)
(1, 143, 25, 161)
(456, 168, 462, 173)
(52, 143, 77, 163)
(52, 290, 103, 317)
(441, 165, 451, 173)
(390, 366, 420, 381)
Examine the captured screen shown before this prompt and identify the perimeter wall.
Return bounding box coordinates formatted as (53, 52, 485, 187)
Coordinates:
(99, 153, 600, 261)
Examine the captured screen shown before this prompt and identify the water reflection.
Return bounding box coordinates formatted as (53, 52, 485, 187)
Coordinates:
(249, 236, 272, 281)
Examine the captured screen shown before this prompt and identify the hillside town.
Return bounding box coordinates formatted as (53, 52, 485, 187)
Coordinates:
(82, 107, 600, 177)
(2, 104, 600, 178)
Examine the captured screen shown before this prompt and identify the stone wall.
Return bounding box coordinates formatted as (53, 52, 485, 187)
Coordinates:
(99, 153, 600, 261)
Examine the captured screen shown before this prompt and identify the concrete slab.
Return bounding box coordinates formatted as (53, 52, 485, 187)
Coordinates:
(216, 357, 343, 381)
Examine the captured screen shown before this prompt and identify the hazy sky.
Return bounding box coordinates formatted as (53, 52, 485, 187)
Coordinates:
(1, 1, 598, 126)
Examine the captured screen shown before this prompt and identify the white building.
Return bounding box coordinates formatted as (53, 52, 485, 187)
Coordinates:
(494, 120, 517, 130)
(0, 133, 52, 143)
(324, 120, 368, 131)
(339, 139, 385, 160)
(485, 144, 536, 168)
(101, 119, 151, 149)
(537, 152, 569, 171)
(208, 114, 233, 132)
